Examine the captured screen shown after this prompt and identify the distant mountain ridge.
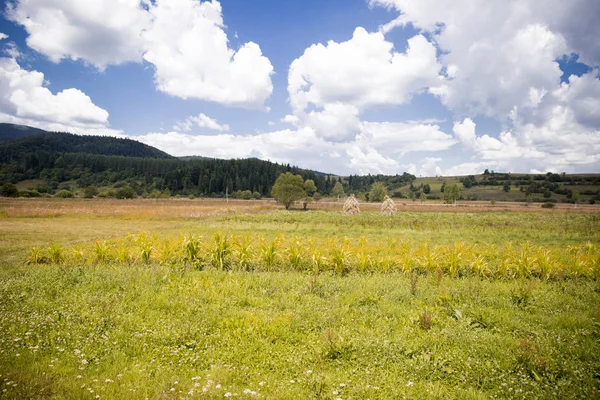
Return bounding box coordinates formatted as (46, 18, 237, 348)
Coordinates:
(0, 123, 48, 142)
(0, 124, 173, 159)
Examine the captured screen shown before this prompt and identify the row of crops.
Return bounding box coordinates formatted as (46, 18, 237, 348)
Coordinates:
(26, 232, 599, 280)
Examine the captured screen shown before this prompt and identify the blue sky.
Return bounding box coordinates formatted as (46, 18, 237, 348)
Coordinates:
(0, 0, 599, 176)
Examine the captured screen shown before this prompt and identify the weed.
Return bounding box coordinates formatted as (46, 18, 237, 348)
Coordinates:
(410, 273, 418, 296)
(419, 310, 433, 331)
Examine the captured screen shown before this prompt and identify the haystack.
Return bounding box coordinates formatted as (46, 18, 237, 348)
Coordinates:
(381, 195, 396, 216)
(343, 194, 360, 215)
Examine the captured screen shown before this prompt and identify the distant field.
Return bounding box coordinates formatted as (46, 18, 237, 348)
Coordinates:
(0, 198, 599, 399)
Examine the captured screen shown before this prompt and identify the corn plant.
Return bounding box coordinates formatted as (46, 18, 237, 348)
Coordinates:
(330, 245, 350, 276)
(235, 235, 254, 271)
(26, 246, 48, 265)
(209, 233, 232, 271)
(260, 238, 279, 271)
(182, 235, 202, 265)
(286, 237, 305, 271)
(93, 241, 111, 264)
(47, 243, 64, 264)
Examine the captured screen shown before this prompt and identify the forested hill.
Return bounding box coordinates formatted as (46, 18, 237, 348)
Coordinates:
(0, 123, 48, 142)
(0, 130, 173, 159)
(0, 125, 344, 197)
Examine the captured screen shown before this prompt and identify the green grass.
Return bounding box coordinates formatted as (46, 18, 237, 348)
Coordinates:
(2, 266, 599, 399)
(1, 201, 599, 398)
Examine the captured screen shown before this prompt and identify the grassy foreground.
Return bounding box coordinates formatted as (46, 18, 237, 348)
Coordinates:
(0, 199, 599, 399)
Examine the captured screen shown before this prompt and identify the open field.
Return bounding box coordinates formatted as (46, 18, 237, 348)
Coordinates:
(1, 198, 599, 399)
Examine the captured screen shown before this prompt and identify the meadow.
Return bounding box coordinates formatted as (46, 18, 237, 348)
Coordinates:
(0, 198, 599, 399)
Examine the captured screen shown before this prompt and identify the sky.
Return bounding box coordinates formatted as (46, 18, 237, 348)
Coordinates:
(0, 0, 599, 176)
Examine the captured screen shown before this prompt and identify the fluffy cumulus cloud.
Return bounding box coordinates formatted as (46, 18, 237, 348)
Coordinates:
(8, 0, 274, 107)
(137, 127, 342, 172)
(0, 33, 8, 40)
(0, 57, 121, 136)
(369, 0, 600, 173)
(142, 0, 273, 107)
(288, 27, 441, 141)
(173, 113, 229, 132)
(6, 0, 150, 68)
(138, 118, 458, 175)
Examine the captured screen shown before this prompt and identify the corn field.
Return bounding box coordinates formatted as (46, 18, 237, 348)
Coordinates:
(26, 232, 600, 280)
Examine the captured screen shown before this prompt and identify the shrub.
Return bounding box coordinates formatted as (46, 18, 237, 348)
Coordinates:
(84, 186, 99, 198)
(369, 182, 388, 202)
(55, 190, 74, 198)
(18, 190, 41, 198)
(98, 189, 116, 198)
(241, 190, 253, 200)
(115, 186, 137, 199)
(541, 202, 555, 209)
(252, 191, 262, 200)
(0, 183, 18, 197)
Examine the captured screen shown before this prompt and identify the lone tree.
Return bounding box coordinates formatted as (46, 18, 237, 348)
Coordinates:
(443, 184, 461, 205)
(271, 172, 306, 210)
(332, 181, 345, 200)
(302, 179, 317, 210)
(572, 190, 580, 208)
(369, 182, 388, 202)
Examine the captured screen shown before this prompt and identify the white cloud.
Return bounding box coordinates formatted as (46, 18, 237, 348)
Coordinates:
(8, 0, 274, 107)
(0, 57, 121, 136)
(0, 33, 8, 40)
(370, 0, 599, 119)
(6, 0, 150, 68)
(3, 42, 22, 59)
(142, 0, 273, 107)
(282, 115, 299, 125)
(137, 118, 456, 175)
(359, 121, 457, 155)
(173, 113, 229, 132)
(288, 27, 441, 141)
(137, 127, 341, 172)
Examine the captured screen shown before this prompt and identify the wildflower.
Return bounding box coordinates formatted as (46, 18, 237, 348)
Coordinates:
(224, 393, 232, 397)
(81, 359, 88, 365)
(76, 375, 82, 379)
(216, 384, 222, 389)
(407, 381, 414, 387)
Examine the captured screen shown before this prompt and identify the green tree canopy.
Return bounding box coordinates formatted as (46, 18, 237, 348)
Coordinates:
(369, 182, 388, 202)
(271, 172, 306, 210)
(332, 181, 345, 199)
(443, 184, 461, 205)
(304, 179, 317, 196)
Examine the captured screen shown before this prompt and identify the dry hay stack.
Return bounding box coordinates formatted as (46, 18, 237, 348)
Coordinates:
(381, 195, 396, 216)
(343, 194, 360, 215)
